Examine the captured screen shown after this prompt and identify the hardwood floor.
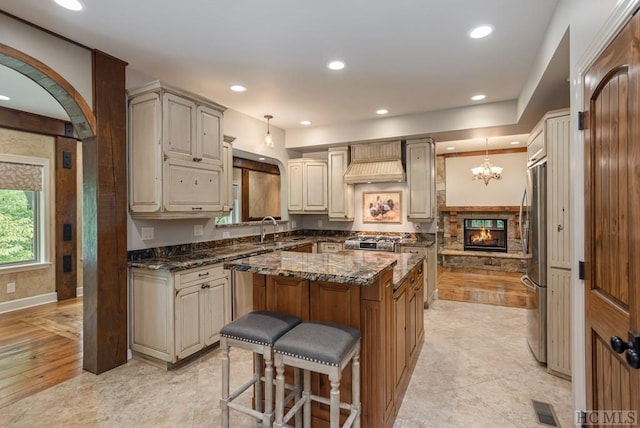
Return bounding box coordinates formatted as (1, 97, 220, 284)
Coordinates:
(437, 267, 531, 308)
(0, 297, 83, 408)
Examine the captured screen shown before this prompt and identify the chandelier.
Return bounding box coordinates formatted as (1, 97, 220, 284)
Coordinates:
(471, 138, 503, 185)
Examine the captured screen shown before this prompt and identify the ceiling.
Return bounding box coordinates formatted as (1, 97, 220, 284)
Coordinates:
(0, 1, 567, 151)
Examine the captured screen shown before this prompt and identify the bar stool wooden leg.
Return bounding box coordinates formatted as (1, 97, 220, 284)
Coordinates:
(294, 368, 302, 428)
(329, 372, 340, 428)
(254, 353, 263, 418)
(303, 370, 311, 428)
(352, 352, 361, 428)
(221, 337, 230, 428)
(274, 355, 285, 428)
(263, 344, 274, 427)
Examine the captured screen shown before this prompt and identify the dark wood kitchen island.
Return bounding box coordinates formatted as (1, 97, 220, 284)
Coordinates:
(224, 250, 425, 428)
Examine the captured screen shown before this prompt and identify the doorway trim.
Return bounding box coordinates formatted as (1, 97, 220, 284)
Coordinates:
(572, 0, 640, 413)
(0, 43, 128, 374)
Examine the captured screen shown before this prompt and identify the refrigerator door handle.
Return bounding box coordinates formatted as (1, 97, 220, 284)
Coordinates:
(520, 274, 537, 292)
(519, 188, 528, 254)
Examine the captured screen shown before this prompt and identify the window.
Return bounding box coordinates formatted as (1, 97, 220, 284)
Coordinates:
(0, 155, 49, 271)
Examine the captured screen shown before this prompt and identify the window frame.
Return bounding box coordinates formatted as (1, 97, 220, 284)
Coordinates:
(0, 154, 51, 274)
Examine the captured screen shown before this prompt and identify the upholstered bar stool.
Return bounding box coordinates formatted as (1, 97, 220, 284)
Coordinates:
(273, 321, 361, 428)
(220, 311, 301, 428)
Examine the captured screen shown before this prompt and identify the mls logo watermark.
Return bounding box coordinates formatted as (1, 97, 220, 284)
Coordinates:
(577, 410, 638, 426)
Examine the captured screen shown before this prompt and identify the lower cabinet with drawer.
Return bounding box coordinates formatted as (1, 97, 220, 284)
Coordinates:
(129, 264, 231, 366)
(317, 241, 343, 253)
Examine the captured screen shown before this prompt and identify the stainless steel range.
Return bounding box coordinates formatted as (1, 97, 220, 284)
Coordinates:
(343, 235, 401, 252)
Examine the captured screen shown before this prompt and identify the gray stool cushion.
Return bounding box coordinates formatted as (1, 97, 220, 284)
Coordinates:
(221, 311, 301, 346)
(274, 321, 361, 366)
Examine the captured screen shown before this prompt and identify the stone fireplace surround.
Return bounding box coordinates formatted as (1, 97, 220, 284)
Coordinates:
(438, 206, 528, 273)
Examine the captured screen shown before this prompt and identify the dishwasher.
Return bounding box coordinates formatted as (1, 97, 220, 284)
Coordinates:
(232, 270, 254, 320)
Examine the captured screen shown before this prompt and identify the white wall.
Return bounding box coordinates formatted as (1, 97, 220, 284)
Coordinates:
(0, 14, 93, 109)
(445, 152, 527, 207)
(286, 100, 517, 149)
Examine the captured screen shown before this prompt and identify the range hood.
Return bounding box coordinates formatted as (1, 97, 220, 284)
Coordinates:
(343, 140, 406, 184)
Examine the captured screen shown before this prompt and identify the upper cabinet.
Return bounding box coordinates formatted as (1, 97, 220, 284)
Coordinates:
(406, 138, 436, 222)
(327, 147, 354, 221)
(128, 81, 227, 218)
(287, 158, 328, 214)
(221, 136, 234, 213)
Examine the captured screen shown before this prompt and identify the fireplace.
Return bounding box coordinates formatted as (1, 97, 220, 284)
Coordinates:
(463, 218, 507, 252)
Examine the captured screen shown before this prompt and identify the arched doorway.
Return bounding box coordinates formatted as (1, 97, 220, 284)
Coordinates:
(0, 43, 128, 374)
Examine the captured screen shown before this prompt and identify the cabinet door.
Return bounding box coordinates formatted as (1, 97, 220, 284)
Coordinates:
(266, 276, 310, 320)
(175, 283, 204, 359)
(547, 114, 571, 269)
(288, 161, 304, 211)
(130, 269, 174, 362)
(406, 141, 435, 221)
(527, 123, 545, 166)
(222, 141, 233, 212)
(303, 161, 328, 211)
(203, 276, 231, 346)
(129, 92, 162, 213)
(196, 106, 222, 165)
(163, 158, 222, 212)
(427, 245, 437, 307)
(547, 267, 571, 378)
(328, 148, 354, 220)
(407, 275, 418, 361)
(163, 93, 196, 161)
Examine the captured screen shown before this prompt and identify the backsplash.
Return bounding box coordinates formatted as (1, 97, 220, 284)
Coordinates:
(127, 229, 435, 261)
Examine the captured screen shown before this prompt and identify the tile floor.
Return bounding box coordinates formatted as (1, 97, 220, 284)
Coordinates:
(0, 300, 573, 427)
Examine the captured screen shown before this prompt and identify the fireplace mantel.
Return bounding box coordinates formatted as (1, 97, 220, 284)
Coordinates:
(439, 206, 520, 212)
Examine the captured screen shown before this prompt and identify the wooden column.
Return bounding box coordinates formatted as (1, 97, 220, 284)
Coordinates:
(82, 50, 128, 374)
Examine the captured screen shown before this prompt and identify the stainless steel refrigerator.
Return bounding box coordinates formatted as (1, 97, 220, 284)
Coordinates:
(519, 161, 547, 363)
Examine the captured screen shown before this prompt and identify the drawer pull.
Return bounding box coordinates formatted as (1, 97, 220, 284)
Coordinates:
(198, 272, 210, 277)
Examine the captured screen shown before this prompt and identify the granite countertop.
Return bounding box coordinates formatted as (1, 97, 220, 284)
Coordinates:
(128, 238, 318, 271)
(398, 238, 436, 248)
(389, 252, 426, 288)
(224, 250, 402, 286)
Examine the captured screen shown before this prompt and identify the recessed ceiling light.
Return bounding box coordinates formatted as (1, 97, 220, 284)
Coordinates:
(258, 157, 266, 161)
(376, 109, 389, 115)
(469, 25, 494, 39)
(327, 60, 345, 71)
(510, 141, 520, 145)
(470, 94, 486, 101)
(300, 120, 311, 126)
(54, 0, 84, 11)
(0, 95, 10, 101)
(447, 147, 455, 151)
(230, 84, 247, 92)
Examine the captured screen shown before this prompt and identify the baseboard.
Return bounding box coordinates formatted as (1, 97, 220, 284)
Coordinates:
(0, 292, 58, 314)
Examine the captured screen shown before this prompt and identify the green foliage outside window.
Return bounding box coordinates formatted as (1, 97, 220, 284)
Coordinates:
(0, 189, 36, 264)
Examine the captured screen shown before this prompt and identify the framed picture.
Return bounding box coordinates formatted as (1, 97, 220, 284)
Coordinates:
(362, 191, 402, 223)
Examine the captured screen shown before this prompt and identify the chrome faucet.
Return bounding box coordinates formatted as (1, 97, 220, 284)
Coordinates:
(260, 216, 278, 243)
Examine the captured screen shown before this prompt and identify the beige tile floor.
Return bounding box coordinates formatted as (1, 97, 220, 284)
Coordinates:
(0, 300, 572, 427)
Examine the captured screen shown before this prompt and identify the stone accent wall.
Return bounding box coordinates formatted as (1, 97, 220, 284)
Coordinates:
(436, 154, 526, 273)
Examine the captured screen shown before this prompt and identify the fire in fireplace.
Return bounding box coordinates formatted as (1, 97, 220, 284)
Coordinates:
(463, 219, 507, 252)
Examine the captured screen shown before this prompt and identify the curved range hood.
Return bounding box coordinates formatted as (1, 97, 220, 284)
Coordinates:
(343, 140, 406, 184)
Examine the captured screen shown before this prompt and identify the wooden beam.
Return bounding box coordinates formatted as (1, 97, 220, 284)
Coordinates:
(0, 106, 73, 137)
(233, 157, 280, 175)
(442, 147, 526, 158)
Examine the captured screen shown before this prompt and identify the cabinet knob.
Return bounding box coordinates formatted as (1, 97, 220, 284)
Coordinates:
(557, 224, 564, 232)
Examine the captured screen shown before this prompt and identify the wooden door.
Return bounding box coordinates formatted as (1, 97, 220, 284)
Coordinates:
(584, 11, 640, 418)
(175, 284, 204, 359)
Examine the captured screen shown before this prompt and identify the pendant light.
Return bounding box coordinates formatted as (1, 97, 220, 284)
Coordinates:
(471, 138, 503, 185)
(264, 115, 274, 147)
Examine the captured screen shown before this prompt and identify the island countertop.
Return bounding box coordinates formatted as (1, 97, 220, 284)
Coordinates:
(223, 250, 402, 286)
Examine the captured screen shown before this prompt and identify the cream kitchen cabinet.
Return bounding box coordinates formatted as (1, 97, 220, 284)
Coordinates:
(400, 243, 436, 308)
(128, 81, 227, 218)
(327, 147, 354, 221)
(287, 158, 327, 213)
(543, 109, 571, 379)
(547, 267, 571, 378)
(130, 264, 231, 366)
(406, 138, 436, 221)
